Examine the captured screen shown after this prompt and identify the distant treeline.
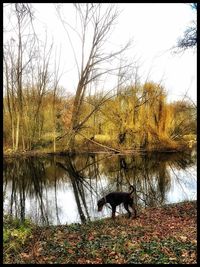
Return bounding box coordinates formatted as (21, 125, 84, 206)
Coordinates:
(3, 82, 196, 153)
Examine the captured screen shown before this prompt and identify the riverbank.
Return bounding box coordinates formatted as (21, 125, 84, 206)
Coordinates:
(3, 200, 197, 264)
(3, 140, 196, 158)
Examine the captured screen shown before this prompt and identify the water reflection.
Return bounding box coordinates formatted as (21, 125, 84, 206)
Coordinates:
(3, 150, 196, 225)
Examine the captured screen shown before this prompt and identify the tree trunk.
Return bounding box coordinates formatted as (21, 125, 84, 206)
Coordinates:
(15, 113, 20, 151)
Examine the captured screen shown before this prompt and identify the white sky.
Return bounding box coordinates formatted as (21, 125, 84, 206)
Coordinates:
(4, 3, 197, 103)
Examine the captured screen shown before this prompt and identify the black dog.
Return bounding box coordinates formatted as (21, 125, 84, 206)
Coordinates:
(97, 186, 136, 219)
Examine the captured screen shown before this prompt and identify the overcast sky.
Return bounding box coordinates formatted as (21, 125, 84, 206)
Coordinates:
(4, 3, 197, 103)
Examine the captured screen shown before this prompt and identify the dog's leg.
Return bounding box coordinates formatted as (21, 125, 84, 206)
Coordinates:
(111, 206, 116, 219)
(131, 205, 137, 218)
(124, 203, 131, 218)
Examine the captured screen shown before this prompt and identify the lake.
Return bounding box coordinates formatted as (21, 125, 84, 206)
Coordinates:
(3, 149, 196, 226)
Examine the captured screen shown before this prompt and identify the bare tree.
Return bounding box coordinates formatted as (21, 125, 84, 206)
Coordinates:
(3, 4, 35, 151)
(4, 4, 55, 151)
(175, 3, 197, 52)
(56, 4, 131, 150)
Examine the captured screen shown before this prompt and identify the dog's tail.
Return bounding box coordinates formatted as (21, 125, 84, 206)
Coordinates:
(129, 185, 135, 195)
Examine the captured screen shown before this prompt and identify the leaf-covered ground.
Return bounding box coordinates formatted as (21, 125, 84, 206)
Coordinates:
(4, 201, 197, 264)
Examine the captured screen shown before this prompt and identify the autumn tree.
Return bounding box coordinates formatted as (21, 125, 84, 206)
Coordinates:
(169, 100, 196, 140)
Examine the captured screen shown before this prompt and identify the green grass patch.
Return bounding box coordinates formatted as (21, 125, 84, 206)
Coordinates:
(3, 215, 35, 263)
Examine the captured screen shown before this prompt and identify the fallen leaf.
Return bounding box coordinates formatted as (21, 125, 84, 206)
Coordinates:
(179, 236, 187, 242)
(20, 252, 31, 259)
(169, 257, 177, 261)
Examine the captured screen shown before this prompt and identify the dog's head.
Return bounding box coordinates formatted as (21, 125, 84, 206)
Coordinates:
(97, 197, 105, 212)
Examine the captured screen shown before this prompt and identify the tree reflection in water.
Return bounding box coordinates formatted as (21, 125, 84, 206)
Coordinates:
(3, 149, 196, 225)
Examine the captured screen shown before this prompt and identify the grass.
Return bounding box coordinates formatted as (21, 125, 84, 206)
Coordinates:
(3, 200, 197, 264)
(3, 215, 35, 263)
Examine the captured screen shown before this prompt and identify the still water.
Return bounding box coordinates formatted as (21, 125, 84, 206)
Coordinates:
(3, 150, 196, 225)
